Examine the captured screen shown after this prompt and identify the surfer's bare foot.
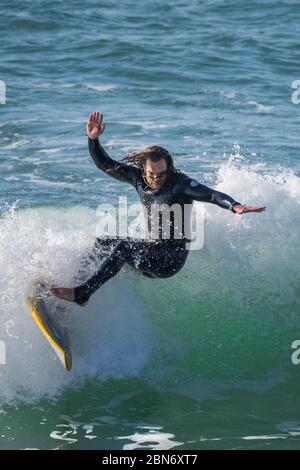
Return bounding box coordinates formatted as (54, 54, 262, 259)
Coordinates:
(50, 287, 88, 307)
(50, 287, 75, 303)
(232, 204, 266, 214)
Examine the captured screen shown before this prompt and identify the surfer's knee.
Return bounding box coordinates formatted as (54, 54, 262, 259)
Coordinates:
(156, 262, 186, 278)
(156, 270, 178, 279)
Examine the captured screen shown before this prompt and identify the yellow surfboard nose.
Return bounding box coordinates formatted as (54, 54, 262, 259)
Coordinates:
(26, 286, 72, 371)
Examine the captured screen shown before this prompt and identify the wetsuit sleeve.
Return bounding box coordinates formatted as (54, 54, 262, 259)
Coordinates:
(178, 177, 241, 212)
(88, 137, 139, 186)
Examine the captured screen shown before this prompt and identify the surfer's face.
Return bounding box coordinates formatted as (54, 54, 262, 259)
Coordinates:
(144, 159, 169, 190)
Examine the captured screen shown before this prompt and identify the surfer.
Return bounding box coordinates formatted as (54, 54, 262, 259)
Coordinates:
(50, 112, 266, 306)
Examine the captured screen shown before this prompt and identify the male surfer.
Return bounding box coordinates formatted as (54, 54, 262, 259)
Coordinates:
(51, 112, 266, 306)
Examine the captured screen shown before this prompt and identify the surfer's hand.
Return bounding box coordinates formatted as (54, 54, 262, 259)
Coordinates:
(50, 287, 75, 302)
(232, 204, 266, 214)
(87, 111, 106, 140)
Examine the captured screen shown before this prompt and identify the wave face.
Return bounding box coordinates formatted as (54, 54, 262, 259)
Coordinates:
(1, 163, 299, 406)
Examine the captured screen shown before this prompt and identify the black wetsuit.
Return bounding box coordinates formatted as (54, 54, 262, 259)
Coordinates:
(73, 138, 240, 305)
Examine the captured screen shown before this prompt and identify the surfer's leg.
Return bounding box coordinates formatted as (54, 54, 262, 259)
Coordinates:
(126, 240, 189, 278)
(50, 237, 123, 306)
(58, 238, 188, 306)
(73, 239, 132, 305)
(73, 237, 121, 285)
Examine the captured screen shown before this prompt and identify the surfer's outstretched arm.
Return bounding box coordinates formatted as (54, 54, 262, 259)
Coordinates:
(177, 177, 266, 214)
(87, 112, 139, 186)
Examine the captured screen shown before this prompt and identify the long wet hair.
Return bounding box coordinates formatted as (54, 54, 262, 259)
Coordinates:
(107, 145, 182, 183)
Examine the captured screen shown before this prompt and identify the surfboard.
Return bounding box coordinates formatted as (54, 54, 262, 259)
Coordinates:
(26, 282, 72, 371)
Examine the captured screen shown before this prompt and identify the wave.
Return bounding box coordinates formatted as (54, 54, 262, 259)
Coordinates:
(0, 163, 299, 405)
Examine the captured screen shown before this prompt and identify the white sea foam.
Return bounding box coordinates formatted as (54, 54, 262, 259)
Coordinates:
(0, 206, 155, 404)
(247, 100, 273, 113)
(85, 83, 118, 92)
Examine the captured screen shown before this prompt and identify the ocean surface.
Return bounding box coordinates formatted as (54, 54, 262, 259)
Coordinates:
(1, 0, 300, 450)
